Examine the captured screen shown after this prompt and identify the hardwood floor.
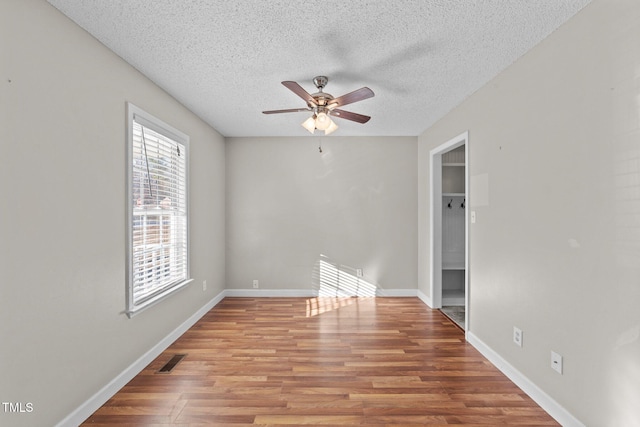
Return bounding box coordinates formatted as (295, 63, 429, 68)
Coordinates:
(83, 297, 559, 426)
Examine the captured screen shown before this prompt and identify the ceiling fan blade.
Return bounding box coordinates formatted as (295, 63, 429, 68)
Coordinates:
(330, 109, 371, 124)
(262, 108, 311, 114)
(330, 87, 374, 108)
(282, 81, 318, 106)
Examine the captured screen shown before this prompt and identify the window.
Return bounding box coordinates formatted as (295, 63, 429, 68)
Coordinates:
(126, 103, 190, 316)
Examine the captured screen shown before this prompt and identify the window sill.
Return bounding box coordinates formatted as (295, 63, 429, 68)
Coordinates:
(126, 279, 193, 318)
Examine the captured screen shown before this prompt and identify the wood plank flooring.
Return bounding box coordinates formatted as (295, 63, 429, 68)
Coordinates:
(83, 297, 559, 426)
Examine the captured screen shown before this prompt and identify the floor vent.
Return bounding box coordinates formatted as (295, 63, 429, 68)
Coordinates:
(157, 354, 187, 373)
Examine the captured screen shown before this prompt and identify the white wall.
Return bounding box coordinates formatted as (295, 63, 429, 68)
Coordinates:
(418, 0, 640, 424)
(0, 1, 225, 426)
(226, 136, 417, 295)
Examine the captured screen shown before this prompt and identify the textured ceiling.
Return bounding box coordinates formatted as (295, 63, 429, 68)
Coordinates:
(47, 0, 591, 137)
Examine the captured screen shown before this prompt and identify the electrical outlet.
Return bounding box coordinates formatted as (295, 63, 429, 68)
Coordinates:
(513, 327, 523, 347)
(356, 268, 363, 277)
(252, 280, 259, 289)
(551, 351, 563, 374)
(202, 280, 207, 291)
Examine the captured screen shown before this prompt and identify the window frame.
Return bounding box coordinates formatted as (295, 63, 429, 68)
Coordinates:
(125, 102, 191, 317)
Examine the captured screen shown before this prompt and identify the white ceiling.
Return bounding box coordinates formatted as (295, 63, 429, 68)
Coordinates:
(47, 0, 591, 137)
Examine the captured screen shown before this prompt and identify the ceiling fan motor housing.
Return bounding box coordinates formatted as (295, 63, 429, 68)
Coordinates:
(309, 76, 334, 109)
(313, 76, 328, 90)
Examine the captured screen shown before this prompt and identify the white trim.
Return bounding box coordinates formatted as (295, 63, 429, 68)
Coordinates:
(224, 289, 318, 298)
(375, 288, 417, 297)
(466, 332, 585, 427)
(417, 289, 433, 308)
(125, 279, 193, 318)
(55, 291, 226, 427)
(463, 139, 469, 330)
(429, 147, 442, 308)
(223, 289, 418, 298)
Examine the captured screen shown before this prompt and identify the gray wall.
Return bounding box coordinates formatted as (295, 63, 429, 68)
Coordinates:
(226, 137, 417, 294)
(418, 0, 640, 424)
(0, 1, 225, 426)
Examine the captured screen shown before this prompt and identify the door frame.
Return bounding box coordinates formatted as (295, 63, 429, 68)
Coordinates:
(429, 131, 469, 329)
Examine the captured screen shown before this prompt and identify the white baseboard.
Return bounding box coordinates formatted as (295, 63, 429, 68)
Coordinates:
(466, 332, 585, 427)
(417, 289, 433, 307)
(223, 288, 418, 298)
(375, 288, 417, 297)
(224, 288, 317, 298)
(55, 291, 226, 427)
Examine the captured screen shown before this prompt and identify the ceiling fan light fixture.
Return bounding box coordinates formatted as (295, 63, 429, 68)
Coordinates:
(301, 116, 316, 134)
(324, 120, 338, 135)
(266, 76, 375, 137)
(315, 112, 330, 130)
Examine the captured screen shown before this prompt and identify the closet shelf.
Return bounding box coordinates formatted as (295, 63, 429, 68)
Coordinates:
(443, 262, 465, 270)
(443, 193, 465, 197)
(443, 163, 465, 167)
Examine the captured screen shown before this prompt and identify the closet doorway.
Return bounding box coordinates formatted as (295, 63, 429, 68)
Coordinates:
(430, 132, 468, 330)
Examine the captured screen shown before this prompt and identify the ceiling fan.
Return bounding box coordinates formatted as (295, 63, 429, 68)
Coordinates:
(262, 76, 374, 135)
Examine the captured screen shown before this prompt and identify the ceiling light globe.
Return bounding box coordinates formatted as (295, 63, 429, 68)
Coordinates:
(315, 112, 330, 130)
(324, 119, 338, 135)
(301, 116, 316, 134)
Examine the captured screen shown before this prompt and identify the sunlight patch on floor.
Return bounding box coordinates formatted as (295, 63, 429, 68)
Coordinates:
(305, 297, 358, 317)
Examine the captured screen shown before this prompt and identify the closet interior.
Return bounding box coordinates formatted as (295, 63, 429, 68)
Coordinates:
(441, 145, 465, 327)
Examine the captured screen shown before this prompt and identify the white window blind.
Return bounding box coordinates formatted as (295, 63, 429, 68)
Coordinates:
(127, 103, 190, 316)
